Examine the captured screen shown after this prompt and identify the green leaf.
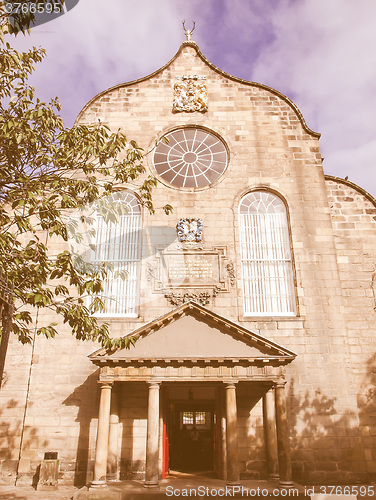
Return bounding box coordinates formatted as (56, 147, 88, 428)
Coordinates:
(0, 30, 173, 348)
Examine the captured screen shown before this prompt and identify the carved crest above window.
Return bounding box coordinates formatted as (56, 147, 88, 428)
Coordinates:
(173, 75, 208, 113)
(176, 218, 203, 243)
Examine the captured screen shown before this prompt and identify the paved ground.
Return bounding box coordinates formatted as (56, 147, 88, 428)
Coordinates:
(0, 476, 304, 500)
(0, 484, 78, 499)
(73, 477, 307, 499)
(1, 477, 375, 500)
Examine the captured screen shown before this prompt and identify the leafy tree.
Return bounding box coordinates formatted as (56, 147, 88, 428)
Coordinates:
(0, 4, 171, 349)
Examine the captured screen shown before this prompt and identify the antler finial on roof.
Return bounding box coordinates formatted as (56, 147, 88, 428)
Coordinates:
(182, 20, 195, 42)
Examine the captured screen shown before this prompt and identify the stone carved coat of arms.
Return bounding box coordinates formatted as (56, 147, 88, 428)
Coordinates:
(173, 76, 208, 113)
(176, 218, 203, 243)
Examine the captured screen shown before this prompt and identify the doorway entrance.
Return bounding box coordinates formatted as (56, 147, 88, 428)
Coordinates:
(169, 403, 215, 473)
(162, 384, 222, 478)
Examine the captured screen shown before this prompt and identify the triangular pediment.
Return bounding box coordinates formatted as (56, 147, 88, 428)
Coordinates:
(89, 302, 296, 365)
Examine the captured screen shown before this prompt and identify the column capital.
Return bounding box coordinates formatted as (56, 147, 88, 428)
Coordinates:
(148, 381, 161, 388)
(224, 380, 238, 388)
(274, 380, 287, 389)
(98, 381, 113, 389)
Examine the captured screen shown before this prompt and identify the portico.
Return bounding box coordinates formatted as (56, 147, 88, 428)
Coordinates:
(88, 302, 296, 489)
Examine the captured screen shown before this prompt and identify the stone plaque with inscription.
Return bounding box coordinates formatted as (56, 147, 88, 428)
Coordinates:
(160, 251, 220, 288)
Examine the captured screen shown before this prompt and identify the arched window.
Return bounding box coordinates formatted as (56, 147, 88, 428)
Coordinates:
(92, 191, 142, 317)
(239, 191, 296, 316)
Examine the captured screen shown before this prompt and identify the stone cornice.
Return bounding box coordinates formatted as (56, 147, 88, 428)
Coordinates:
(92, 356, 292, 365)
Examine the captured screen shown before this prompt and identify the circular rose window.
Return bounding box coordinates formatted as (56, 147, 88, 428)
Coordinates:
(153, 128, 228, 189)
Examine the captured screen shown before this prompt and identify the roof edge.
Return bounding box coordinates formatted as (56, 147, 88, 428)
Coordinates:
(325, 175, 376, 207)
(74, 43, 189, 126)
(191, 44, 320, 138)
(74, 42, 320, 138)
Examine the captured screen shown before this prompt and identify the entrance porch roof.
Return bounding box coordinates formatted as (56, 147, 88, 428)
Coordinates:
(89, 302, 296, 368)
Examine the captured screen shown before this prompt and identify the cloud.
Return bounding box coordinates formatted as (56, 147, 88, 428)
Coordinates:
(249, 0, 376, 194)
(9, 0, 193, 123)
(7, 0, 376, 195)
(324, 138, 376, 188)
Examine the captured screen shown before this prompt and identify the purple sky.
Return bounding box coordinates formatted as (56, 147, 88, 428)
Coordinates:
(9, 0, 376, 196)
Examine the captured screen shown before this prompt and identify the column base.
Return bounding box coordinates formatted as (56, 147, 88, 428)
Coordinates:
(278, 481, 295, 489)
(226, 481, 240, 486)
(144, 481, 159, 489)
(268, 473, 280, 481)
(106, 473, 119, 482)
(89, 480, 108, 490)
(37, 485, 58, 491)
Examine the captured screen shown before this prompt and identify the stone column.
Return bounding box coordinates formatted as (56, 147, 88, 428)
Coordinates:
(263, 388, 279, 481)
(220, 391, 227, 481)
(275, 381, 294, 488)
(158, 401, 164, 478)
(91, 382, 112, 489)
(225, 382, 240, 485)
(144, 382, 161, 488)
(107, 386, 119, 481)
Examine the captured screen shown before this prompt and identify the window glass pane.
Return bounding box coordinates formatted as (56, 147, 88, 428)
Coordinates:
(195, 412, 206, 425)
(153, 128, 228, 189)
(183, 412, 194, 425)
(239, 191, 296, 316)
(92, 191, 141, 317)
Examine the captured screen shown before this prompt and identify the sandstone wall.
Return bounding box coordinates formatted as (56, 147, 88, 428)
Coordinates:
(1, 42, 375, 485)
(325, 177, 376, 479)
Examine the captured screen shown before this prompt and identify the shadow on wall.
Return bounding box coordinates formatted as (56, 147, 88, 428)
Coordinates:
(357, 352, 376, 483)
(119, 382, 147, 480)
(237, 384, 268, 480)
(63, 369, 99, 487)
(288, 379, 367, 484)
(0, 398, 48, 486)
(55, 370, 374, 486)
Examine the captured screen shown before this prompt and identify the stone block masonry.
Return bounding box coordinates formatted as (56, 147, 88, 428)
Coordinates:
(1, 41, 375, 487)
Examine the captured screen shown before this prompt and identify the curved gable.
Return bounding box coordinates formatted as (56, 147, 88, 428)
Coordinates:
(75, 41, 319, 138)
(325, 175, 376, 233)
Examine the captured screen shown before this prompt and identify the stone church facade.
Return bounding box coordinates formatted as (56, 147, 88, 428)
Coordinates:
(1, 37, 376, 488)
